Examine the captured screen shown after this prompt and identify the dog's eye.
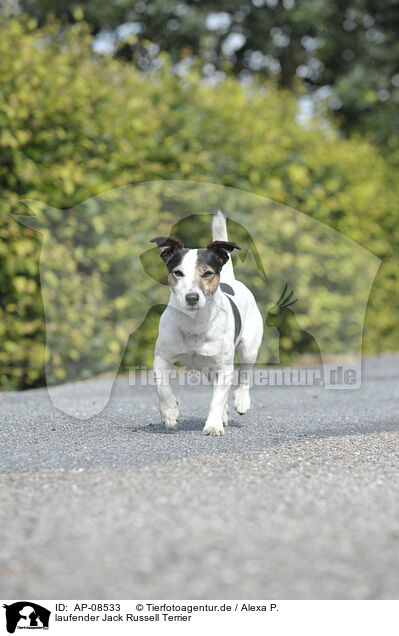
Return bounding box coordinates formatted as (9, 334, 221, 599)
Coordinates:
(202, 271, 214, 278)
(173, 270, 184, 277)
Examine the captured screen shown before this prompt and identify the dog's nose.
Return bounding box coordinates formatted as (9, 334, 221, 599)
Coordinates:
(185, 292, 199, 306)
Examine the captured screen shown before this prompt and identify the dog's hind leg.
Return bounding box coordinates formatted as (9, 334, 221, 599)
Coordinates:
(223, 402, 230, 427)
(233, 307, 263, 415)
(154, 354, 179, 429)
(233, 359, 253, 414)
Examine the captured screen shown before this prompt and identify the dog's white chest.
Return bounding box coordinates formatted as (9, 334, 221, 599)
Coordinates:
(176, 322, 231, 370)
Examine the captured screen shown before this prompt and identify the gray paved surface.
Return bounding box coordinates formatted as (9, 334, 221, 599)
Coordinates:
(1, 355, 399, 599)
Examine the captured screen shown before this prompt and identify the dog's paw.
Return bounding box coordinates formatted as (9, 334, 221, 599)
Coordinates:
(233, 387, 250, 415)
(203, 417, 225, 436)
(223, 403, 230, 427)
(160, 401, 179, 430)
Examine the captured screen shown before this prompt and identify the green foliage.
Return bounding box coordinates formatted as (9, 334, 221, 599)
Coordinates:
(0, 17, 398, 389)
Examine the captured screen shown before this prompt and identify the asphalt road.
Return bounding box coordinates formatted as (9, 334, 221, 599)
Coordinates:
(1, 355, 399, 599)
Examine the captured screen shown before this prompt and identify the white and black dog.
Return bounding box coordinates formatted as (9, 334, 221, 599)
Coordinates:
(151, 211, 263, 436)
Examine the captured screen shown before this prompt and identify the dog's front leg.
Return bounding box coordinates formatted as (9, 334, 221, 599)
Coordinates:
(203, 365, 233, 437)
(154, 354, 179, 429)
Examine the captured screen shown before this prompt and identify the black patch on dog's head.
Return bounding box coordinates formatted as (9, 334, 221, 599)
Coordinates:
(203, 240, 241, 269)
(150, 236, 188, 271)
(197, 248, 224, 274)
(166, 248, 189, 272)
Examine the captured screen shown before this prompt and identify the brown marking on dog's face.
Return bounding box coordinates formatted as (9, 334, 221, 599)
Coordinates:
(195, 262, 220, 298)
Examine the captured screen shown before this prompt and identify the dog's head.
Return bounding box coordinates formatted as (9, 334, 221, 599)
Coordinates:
(150, 236, 241, 311)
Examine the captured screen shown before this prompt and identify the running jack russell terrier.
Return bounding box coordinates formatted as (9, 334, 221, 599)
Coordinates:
(151, 211, 263, 436)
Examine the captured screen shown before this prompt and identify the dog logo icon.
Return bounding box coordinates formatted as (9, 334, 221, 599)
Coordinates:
(2, 603, 50, 633)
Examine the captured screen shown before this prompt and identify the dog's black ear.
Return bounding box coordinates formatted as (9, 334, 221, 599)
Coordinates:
(206, 240, 241, 265)
(150, 236, 184, 264)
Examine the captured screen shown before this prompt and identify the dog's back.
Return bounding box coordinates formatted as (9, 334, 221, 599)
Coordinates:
(212, 210, 260, 334)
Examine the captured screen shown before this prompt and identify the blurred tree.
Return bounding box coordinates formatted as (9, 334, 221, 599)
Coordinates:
(13, 0, 399, 147)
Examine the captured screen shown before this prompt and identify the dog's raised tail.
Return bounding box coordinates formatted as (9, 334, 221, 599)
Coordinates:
(212, 209, 228, 241)
(212, 210, 235, 281)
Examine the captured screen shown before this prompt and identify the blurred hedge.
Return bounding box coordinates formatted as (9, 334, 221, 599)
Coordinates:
(0, 16, 398, 389)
